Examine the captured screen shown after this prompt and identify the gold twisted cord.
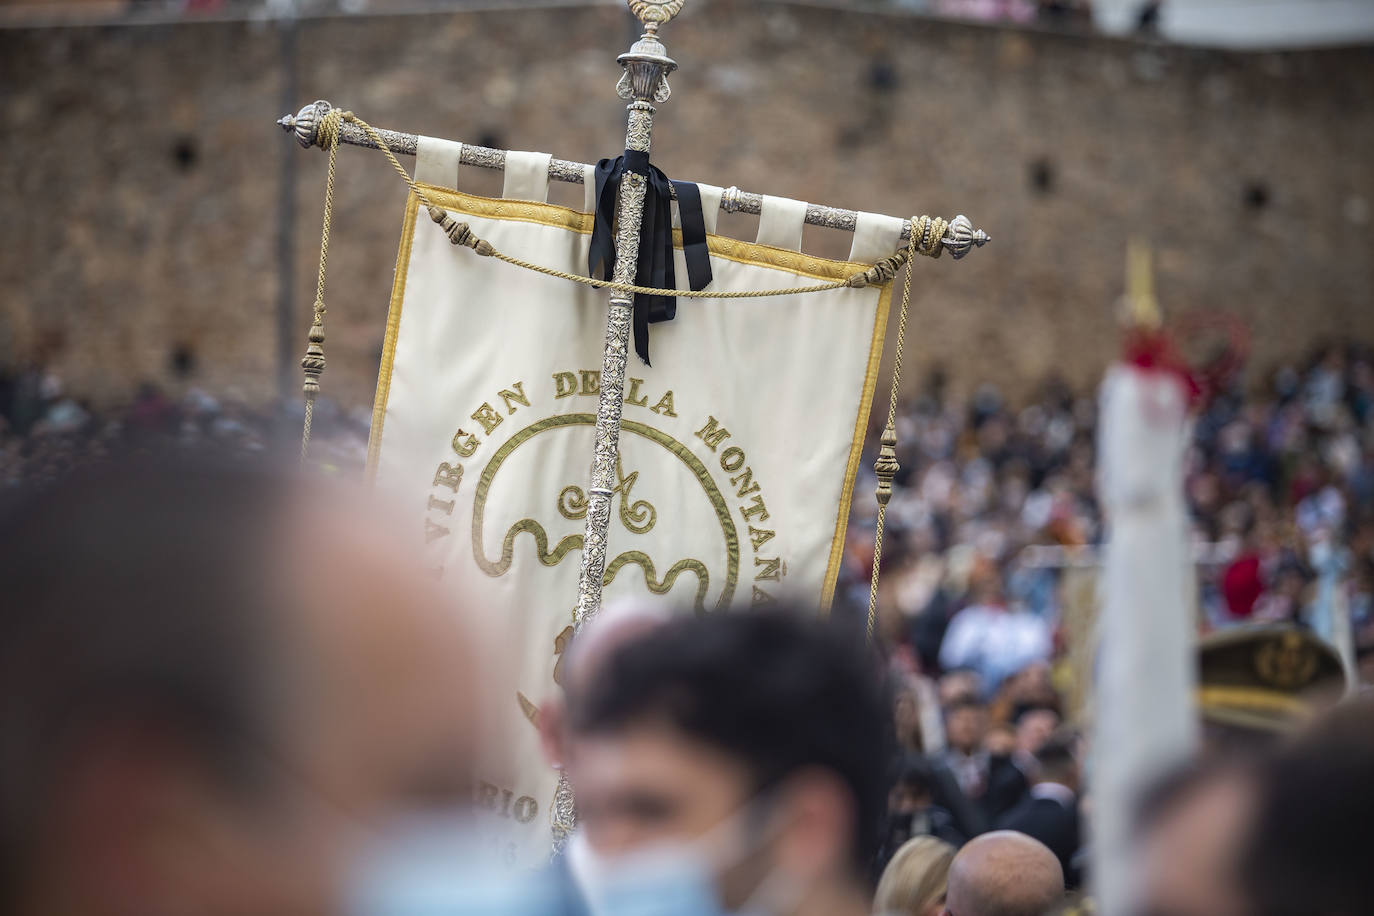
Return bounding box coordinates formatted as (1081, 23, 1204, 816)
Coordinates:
(298, 107, 343, 465)
(866, 220, 927, 644)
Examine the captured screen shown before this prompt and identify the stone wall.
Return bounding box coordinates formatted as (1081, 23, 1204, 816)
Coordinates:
(2, 1, 1371, 411)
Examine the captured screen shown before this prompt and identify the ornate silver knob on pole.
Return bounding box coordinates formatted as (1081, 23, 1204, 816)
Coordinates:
(278, 99, 331, 149)
(943, 214, 991, 260)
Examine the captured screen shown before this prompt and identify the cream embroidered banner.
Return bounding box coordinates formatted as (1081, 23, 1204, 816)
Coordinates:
(367, 180, 892, 866)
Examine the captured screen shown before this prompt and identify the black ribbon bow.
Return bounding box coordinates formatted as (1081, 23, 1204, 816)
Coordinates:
(588, 149, 713, 365)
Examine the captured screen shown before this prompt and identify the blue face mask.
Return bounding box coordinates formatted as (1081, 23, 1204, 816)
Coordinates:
(571, 801, 804, 916)
(576, 841, 729, 916)
(345, 813, 566, 916)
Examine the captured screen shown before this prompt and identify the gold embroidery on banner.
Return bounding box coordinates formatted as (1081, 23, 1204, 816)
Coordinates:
(517, 692, 540, 727)
(558, 485, 588, 520)
(611, 460, 657, 534)
(475, 517, 584, 576)
(514, 618, 578, 729)
(559, 459, 657, 534)
(469, 413, 740, 613)
(552, 625, 573, 686)
(604, 550, 711, 615)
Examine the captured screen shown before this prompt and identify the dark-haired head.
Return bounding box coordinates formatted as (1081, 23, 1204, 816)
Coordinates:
(567, 607, 891, 902)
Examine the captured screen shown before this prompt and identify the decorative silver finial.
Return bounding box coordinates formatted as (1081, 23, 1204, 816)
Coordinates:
(943, 214, 990, 260)
(279, 99, 332, 149)
(628, 0, 685, 27)
(617, 10, 678, 104)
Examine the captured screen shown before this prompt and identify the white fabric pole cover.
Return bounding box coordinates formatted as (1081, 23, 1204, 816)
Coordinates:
(414, 135, 463, 190)
(501, 150, 553, 202)
(1091, 362, 1198, 915)
(849, 210, 905, 264)
(756, 194, 807, 251)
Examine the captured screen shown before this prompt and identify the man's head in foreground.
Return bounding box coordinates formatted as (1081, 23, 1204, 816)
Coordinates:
(1132, 759, 1259, 916)
(943, 830, 1064, 916)
(0, 452, 478, 916)
(1240, 694, 1374, 916)
(567, 609, 890, 915)
(1134, 695, 1374, 916)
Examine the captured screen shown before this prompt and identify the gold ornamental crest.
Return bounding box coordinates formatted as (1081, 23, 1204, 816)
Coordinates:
(1254, 631, 1319, 690)
(628, 0, 685, 25)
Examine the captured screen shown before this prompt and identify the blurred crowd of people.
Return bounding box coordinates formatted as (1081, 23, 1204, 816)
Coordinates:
(839, 343, 1374, 699)
(0, 364, 371, 486)
(821, 343, 1374, 911)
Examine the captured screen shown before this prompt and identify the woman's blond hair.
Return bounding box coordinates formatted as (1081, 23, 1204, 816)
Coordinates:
(874, 835, 957, 916)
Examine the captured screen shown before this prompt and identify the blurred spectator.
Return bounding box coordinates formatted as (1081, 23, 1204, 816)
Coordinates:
(937, 696, 989, 799)
(938, 669, 983, 707)
(1220, 527, 1265, 618)
(979, 702, 1066, 825)
(567, 610, 888, 916)
(944, 830, 1065, 916)
(988, 664, 1060, 728)
(1012, 705, 1060, 758)
(1134, 759, 1261, 916)
(938, 577, 1052, 695)
(873, 835, 956, 916)
(995, 732, 1083, 887)
(875, 756, 966, 872)
(894, 678, 929, 753)
(0, 452, 480, 915)
(1240, 696, 1374, 916)
(1135, 696, 1374, 916)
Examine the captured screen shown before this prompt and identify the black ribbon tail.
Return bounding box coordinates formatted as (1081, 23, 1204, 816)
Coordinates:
(584, 152, 714, 366)
(672, 179, 713, 294)
(588, 158, 620, 281)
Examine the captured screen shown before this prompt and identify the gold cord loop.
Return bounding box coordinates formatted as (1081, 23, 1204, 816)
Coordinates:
(298, 109, 343, 465)
(866, 222, 920, 644)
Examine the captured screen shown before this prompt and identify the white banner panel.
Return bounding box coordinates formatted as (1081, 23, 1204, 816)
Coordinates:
(367, 184, 891, 866)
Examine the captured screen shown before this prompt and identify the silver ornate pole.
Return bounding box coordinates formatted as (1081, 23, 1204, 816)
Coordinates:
(572, 0, 684, 629)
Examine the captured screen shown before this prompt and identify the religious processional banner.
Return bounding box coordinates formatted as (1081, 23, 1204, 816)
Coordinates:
(365, 143, 896, 866)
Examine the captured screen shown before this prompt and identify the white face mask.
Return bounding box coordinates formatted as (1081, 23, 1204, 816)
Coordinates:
(573, 798, 806, 916)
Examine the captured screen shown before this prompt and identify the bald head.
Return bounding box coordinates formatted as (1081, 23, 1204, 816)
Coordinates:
(945, 831, 1064, 916)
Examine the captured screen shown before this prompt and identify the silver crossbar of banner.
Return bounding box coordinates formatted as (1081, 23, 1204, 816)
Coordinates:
(277, 102, 990, 255)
